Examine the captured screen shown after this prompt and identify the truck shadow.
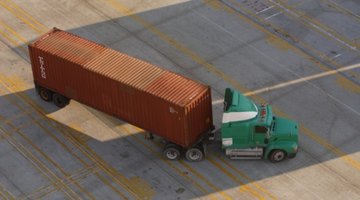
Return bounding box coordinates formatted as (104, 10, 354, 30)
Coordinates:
(0, 87, 355, 199)
(8, 0, 360, 198)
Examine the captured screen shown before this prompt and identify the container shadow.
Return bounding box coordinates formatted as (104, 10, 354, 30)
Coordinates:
(8, 0, 360, 198)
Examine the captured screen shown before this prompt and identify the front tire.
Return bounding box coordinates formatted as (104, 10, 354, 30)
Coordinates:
(269, 150, 286, 162)
(185, 147, 204, 162)
(53, 93, 70, 108)
(163, 143, 181, 160)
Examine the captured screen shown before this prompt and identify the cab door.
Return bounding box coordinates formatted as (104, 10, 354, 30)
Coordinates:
(253, 125, 268, 147)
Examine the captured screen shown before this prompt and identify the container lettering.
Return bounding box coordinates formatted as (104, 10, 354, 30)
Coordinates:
(38, 56, 47, 79)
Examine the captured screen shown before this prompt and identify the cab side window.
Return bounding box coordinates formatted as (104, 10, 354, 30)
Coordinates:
(255, 126, 268, 134)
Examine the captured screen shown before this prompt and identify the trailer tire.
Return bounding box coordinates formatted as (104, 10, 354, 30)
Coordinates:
(269, 150, 286, 163)
(185, 147, 204, 162)
(53, 93, 70, 108)
(163, 144, 181, 160)
(38, 88, 53, 102)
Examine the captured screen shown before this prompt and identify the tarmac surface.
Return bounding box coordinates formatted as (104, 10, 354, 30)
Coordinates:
(0, 0, 359, 199)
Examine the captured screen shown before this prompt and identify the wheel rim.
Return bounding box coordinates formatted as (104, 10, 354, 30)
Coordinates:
(40, 90, 49, 100)
(166, 149, 178, 160)
(188, 150, 201, 161)
(273, 151, 285, 161)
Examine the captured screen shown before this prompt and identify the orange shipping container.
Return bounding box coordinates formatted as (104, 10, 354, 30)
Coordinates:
(28, 28, 213, 149)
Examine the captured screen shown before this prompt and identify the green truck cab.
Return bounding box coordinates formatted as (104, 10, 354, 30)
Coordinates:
(221, 88, 299, 162)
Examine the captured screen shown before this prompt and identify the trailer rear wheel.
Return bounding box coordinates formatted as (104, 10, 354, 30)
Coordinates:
(53, 93, 70, 108)
(163, 144, 181, 160)
(39, 88, 53, 102)
(269, 150, 286, 162)
(185, 147, 204, 162)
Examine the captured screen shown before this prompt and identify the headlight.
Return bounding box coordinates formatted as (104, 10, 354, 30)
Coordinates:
(293, 145, 298, 152)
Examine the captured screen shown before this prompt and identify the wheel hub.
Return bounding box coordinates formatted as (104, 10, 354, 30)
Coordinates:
(166, 150, 177, 160)
(274, 152, 285, 161)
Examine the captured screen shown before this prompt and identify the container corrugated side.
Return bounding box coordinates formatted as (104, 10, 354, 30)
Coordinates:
(28, 28, 213, 148)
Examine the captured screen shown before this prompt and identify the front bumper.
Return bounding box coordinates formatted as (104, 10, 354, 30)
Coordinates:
(288, 153, 297, 159)
(288, 145, 298, 159)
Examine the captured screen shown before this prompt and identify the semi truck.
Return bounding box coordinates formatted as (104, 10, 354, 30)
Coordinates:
(29, 28, 298, 162)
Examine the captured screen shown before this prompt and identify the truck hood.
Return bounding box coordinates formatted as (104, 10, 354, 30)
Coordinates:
(272, 117, 298, 140)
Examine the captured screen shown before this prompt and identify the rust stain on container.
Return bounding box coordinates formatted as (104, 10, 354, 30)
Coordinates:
(28, 28, 213, 148)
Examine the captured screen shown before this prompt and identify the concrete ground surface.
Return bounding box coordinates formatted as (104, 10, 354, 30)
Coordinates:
(0, 0, 359, 199)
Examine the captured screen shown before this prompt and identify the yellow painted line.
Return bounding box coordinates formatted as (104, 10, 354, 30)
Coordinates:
(63, 129, 154, 199)
(25, 165, 99, 200)
(128, 127, 232, 200)
(0, 73, 135, 200)
(319, 0, 360, 23)
(3, 0, 48, 31)
(4, 81, 129, 199)
(0, 19, 28, 43)
(121, 126, 224, 200)
(129, 126, 262, 200)
(1, 111, 96, 200)
(244, 63, 360, 96)
(104, 0, 360, 173)
(217, 156, 277, 200)
(2, 1, 358, 198)
(179, 160, 233, 200)
(0, 22, 27, 53)
(0, 12, 148, 197)
(3, 111, 31, 124)
(95, 172, 129, 199)
(135, 126, 274, 199)
(0, 127, 79, 199)
(0, 192, 7, 200)
(207, 157, 265, 200)
(0, 116, 38, 136)
(266, 0, 358, 50)
(0, 0, 45, 34)
(221, 0, 360, 85)
(0, 3, 156, 197)
(216, 0, 360, 169)
(104, 0, 250, 93)
(67, 122, 155, 199)
(0, 184, 16, 200)
(0, 64, 128, 198)
(193, 6, 360, 97)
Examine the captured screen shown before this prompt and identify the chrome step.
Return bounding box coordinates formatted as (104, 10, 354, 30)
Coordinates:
(226, 147, 263, 159)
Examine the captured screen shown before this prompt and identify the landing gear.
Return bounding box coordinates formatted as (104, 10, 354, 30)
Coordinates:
(269, 150, 286, 162)
(163, 143, 181, 160)
(185, 146, 204, 162)
(52, 93, 70, 108)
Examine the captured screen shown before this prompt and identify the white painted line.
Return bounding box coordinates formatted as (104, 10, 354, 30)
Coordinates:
(329, 0, 360, 19)
(244, 63, 360, 96)
(192, 9, 360, 116)
(212, 99, 224, 105)
(268, 0, 358, 51)
(333, 53, 342, 59)
(256, 6, 274, 14)
(265, 11, 282, 20)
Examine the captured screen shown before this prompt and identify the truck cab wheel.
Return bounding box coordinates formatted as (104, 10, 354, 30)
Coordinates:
(39, 88, 53, 102)
(269, 150, 286, 162)
(185, 147, 204, 162)
(53, 93, 70, 108)
(163, 144, 181, 160)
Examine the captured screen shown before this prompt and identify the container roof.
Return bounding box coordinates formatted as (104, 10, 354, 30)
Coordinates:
(31, 28, 208, 106)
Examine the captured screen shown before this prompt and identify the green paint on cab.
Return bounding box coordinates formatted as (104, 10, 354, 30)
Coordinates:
(221, 88, 298, 162)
